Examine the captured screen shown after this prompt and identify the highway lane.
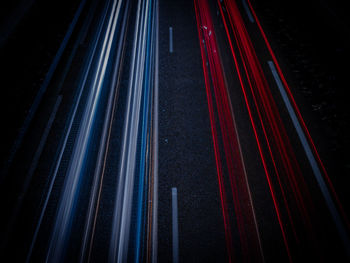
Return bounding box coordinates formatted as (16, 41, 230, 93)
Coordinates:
(157, 0, 230, 262)
(0, 0, 349, 262)
(1, 0, 159, 262)
(193, 0, 350, 261)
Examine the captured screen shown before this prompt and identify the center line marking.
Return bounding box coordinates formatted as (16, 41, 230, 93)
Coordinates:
(172, 187, 179, 263)
(169, 26, 173, 53)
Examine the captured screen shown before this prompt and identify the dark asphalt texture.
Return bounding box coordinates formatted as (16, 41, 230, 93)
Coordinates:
(0, 0, 349, 262)
(158, 0, 227, 262)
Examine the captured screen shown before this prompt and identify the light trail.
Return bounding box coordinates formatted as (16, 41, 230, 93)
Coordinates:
(194, 1, 234, 261)
(2, 0, 347, 261)
(246, 0, 350, 254)
(215, 0, 350, 260)
(79, 2, 130, 262)
(151, 1, 159, 261)
(135, 0, 154, 260)
(109, 0, 146, 260)
(216, 0, 293, 259)
(46, 0, 125, 261)
(25, 1, 114, 261)
(194, 0, 264, 261)
(269, 56, 350, 256)
(216, 0, 318, 261)
(20, 0, 161, 261)
(108, 0, 159, 261)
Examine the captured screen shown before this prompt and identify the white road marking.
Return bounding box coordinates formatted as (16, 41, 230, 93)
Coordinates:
(268, 60, 350, 255)
(242, 0, 254, 23)
(172, 187, 179, 263)
(169, 27, 174, 53)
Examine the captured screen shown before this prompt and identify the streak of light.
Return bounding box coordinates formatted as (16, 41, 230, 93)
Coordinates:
(109, 0, 158, 261)
(217, 0, 294, 260)
(268, 60, 350, 256)
(151, 1, 159, 261)
(46, 0, 124, 261)
(135, 0, 154, 259)
(194, 1, 234, 260)
(195, 0, 264, 261)
(79, 2, 130, 262)
(26, 1, 113, 261)
(247, 0, 350, 249)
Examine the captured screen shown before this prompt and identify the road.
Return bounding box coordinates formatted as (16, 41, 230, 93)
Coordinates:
(0, 0, 349, 262)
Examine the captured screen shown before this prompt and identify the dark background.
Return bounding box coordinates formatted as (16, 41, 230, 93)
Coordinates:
(0, 0, 349, 261)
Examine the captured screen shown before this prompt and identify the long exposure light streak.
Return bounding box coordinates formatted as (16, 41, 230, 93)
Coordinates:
(109, 0, 145, 260)
(46, 0, 124, 261)
(109, 0, 158, 261)
(79, 2, 130, 263)
(194, 1, 234, 261)
(150, 1, 159, 261)
(2, 0, 348, 262)
(213, 0, 350, 261)
(195, 0, 264, 261)
(215, 0, 294, 259)
(25, 2, 113, 261)
(215, 0, 328, 261)
(246, 0, 350, 255)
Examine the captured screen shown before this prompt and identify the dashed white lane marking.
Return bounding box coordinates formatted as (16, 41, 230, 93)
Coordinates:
(169, 27, 174, 53)
(242, 0, 254, 23)
(172, 187, 179, 263)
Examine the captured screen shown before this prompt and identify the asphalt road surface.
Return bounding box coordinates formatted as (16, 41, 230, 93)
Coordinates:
(0, 0, 349, 262)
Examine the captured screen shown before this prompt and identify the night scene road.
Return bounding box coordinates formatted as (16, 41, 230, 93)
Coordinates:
(0, 0, 349, 262)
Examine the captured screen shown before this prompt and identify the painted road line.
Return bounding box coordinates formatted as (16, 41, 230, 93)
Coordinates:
(268, 60, 350, 256)
(241, 0, 254, 23)
(172, 187, 179, 263)
(169, 27, 173, 53)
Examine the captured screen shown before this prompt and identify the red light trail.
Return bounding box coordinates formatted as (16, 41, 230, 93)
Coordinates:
(195, 0, 264, 261)
(195, 0, 349, 261)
